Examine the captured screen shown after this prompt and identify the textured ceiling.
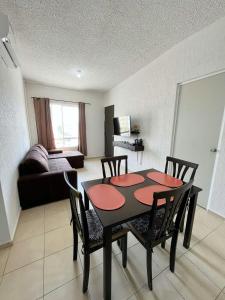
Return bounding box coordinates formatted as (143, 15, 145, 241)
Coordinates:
(1, 1, 225, 91)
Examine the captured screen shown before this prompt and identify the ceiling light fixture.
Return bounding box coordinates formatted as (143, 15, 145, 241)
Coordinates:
(76, 70, 82, 78)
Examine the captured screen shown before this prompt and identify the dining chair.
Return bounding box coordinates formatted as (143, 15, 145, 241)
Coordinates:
(165, 156, 198, 181)
(64, 172, 128, 293)
(127, 180, 193, 290)
(164, 156, 198, 234)
(101, 155, 129, 250)
(101, 155, 128, 178)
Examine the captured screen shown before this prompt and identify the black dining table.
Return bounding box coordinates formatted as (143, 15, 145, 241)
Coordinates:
(81, 168, 202, 300)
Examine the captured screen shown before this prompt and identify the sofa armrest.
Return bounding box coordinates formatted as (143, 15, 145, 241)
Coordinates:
(48, 149, 63, 154)
(18, 169, 77, 209)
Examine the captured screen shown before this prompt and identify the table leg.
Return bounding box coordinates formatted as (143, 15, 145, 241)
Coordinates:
(84, 190, 89, 210)
(183, 191, 198, 249)
(103, 227, 112, 300)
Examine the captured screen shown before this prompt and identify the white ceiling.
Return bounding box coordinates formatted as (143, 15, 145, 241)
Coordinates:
(1, 1, 225, 91)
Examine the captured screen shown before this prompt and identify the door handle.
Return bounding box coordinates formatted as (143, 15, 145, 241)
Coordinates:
(210, 148, 218, 153)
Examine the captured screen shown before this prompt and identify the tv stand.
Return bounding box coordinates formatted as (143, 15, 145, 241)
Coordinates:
(113, 141, 144, 152)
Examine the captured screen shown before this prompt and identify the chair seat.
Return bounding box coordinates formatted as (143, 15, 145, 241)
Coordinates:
(86, 210, 122, 242)
(129, 208, 167, 239)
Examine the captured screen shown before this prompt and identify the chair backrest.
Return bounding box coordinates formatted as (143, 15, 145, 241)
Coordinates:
(165, 156, 198, 181)
(101, 155, 128, 178)
(64, 172, 89, 246)
(148, 180, 193, 243)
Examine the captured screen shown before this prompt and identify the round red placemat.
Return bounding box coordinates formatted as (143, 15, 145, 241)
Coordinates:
(110, 173, 145, 187)
(87, 184, 125, 210)
(146, 171, 183, 187)
(134, 185, 171, 206)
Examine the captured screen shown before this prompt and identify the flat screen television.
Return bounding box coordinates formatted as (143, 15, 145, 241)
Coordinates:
(113, 116, 131, 137)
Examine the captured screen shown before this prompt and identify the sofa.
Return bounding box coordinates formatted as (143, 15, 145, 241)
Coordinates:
(48, 149, 84, 168)
(18, 144, 77, 209)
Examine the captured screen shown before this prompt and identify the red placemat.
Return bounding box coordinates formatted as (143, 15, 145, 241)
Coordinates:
(110, 173, 145, 187)
(134, 185, 171, 206)
(146, 171, 183, 187)
(87, 184, 125, 210)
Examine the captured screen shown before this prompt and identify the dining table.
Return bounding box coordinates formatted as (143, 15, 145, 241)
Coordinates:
(81, 168, 202, 300)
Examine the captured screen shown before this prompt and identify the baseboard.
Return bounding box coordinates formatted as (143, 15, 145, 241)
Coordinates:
(10, 206, 21, 242)
(207, 207, 225, 219)
(0, 241, 13, 249)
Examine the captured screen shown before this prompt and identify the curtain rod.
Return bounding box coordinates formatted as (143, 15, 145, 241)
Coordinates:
(31, 97, 91, 105)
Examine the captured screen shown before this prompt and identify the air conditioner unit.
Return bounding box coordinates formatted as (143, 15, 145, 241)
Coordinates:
(0, 12, 19, 68)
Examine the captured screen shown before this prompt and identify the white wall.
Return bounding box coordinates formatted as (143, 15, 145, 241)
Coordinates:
(0, 183, 11, 245)
(104, 17, 225, 217)
(25, 81, 105, 157)
(208, 111, 225, 217)
(0, 62, 30, 245)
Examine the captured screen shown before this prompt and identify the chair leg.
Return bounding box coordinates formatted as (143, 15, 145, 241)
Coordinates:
(117, 239, 122, 250)
(180, 207, 186, 233)
(83, 253, 90, 293)
(170, 232, 178, 273)
(146, 248, 153, 290)
(161, 241, 166, 249)
(73, 225, 78, 261)
(121, 235, 127, 268)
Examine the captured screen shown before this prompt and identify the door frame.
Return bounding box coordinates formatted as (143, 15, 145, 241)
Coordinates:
(104, 105, 115, 157)
(170, 70, 225, 209)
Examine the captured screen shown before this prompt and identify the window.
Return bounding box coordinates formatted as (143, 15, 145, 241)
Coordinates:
(50, 101, 79, 149)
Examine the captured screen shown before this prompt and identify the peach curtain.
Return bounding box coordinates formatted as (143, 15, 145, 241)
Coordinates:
(78, 102, 87, 155)
(33, 97, 55, 150)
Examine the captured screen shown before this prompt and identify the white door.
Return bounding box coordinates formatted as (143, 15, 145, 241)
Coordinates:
(173, 72, 225, 208)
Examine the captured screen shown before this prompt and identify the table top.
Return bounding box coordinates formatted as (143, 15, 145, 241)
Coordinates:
(81, 169, 201, 229)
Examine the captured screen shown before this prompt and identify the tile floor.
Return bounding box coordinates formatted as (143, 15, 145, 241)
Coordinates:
(0, 158, 225, 300)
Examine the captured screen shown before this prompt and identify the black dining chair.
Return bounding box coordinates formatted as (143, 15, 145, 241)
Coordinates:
(164, 156, 198, 234)
(64, 172, 128, 293)
(101, 155, 128, 178)
(101, 155, 129, 250)
(127, 180, 193, 290)
(165, 156, 198, 181)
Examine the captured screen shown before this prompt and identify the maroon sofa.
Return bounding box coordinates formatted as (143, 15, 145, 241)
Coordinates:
(18, 144, 77, 209)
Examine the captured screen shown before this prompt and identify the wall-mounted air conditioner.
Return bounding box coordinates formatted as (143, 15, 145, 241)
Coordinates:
(0, 12, 19, 68)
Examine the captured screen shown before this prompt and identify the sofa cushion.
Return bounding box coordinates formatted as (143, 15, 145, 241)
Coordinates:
(19, 149, 49, 176)
(48, 151, 83, 159)
(48, 158, 72, 172)
(31, 145, 48, 160)
(33, 144, 49, 159)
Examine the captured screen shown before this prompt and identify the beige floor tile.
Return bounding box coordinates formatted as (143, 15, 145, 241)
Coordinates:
(19, 206, 44, 223)
(166, 256, 220, 300)
(191, 218, 214, 240)
(44, 200, 69, 218)
(44, 199, 69, 214)
(5, 235, 44, 274)
(185, 231, 225, 289)
(0, 247, 10, 276)
(215, 222, 225, 239)
(44, 246, 82, 294)
(115, 243, 161, 291)
(217, 291, 225, 300)
(195, 206, 224, 231)
(45, 225, 73, 256)
(129, 270, 183, 300)
(14, 217, 44, 242)
(0, 260, 43, 300)
(44, 275, 91, 300)
(44, 210, 70, 232)
(111, 233, 139, 256)
(88, 257, 134, 300)
(79, 244, 103, 269)
(151, 242, 184, 271)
